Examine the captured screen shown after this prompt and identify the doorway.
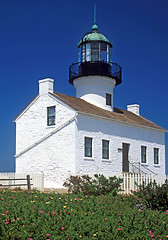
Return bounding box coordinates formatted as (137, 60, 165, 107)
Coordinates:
(122, 143, 130, 172)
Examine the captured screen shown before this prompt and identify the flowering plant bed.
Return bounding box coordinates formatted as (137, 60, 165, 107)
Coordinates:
(0, 190, 168, 239)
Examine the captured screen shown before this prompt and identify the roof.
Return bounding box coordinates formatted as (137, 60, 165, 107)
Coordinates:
(78, 24, 112, 48)
(51, 92, 166, 132)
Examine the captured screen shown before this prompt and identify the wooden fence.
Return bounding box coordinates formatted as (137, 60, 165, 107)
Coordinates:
(0, 175, 32, 191)
(0, 172, 44, 191)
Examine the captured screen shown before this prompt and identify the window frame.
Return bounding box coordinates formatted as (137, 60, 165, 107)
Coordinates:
(141, 146, 147, 164)
(84, 137, 93, 158)
(106, 93, 112, 106)
(47, 106, 56, 126)
(102, 140, 109, 159)
(154, 148, 159, 165)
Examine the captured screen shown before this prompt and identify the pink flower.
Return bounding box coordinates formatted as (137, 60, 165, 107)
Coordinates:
(5, 211, 8, 214)
(17, 218, 20, 220)
(118, 228, 121, 231)
(97, 202, 99, 204)
(46, 234, 50, 236)
(150, 235, 154, 238)
(104, 218, 108, 220)
(149, 231, 152, 234)
(61, 227, 65, 230)
(92, 212, 94, 214)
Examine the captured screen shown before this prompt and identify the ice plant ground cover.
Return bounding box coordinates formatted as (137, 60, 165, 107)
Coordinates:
(0, 190, 168, 239)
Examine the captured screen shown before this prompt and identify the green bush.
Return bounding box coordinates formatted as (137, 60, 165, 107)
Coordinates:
(63, 174, 123, 196)
(133, 180, 168, 211)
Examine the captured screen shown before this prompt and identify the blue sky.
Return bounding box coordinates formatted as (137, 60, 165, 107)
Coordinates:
(0, 0, 168, 173)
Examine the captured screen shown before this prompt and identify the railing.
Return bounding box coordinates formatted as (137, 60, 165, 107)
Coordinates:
(69, 61, 122, 86)
(129, 161, 157, 175)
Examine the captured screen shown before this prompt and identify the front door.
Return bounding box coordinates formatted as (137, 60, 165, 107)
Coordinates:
(122, 143, 130, 172)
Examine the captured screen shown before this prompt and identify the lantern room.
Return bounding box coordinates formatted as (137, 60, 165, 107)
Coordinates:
(78, 24, 112, 63)
(69, 24, 122, 86)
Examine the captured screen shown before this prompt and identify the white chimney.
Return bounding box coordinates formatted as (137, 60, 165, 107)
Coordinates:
(127, 104, 140, 115)
(39, 78, 54, 95)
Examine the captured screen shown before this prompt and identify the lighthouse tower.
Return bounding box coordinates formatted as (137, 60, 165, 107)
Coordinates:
(69, 22, 122, 111)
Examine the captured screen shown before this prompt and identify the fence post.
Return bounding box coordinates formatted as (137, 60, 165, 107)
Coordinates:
(27, 175, 31, 191)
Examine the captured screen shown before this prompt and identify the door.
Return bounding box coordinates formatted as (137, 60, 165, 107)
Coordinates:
(122, 143, 130, 172)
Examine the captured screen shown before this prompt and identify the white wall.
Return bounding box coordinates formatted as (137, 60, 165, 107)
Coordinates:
(75, 113, 165, 177)
(74, 76, 116, 111)
(15, 93, 77, 188)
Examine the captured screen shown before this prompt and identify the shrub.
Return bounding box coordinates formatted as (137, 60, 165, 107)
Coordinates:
(63, 174, 123, 196)
(133, 179, 168, 211)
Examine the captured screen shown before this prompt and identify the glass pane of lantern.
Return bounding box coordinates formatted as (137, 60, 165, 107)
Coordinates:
(91, 42, 99, 61)
(100, 42, 107, 61)
(86, 43, 91, 61)
(101, 52, 107, 61)
(81, 45, 85, 62)
(100, 42, 107, 51)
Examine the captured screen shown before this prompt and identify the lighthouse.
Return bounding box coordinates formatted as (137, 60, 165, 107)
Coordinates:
(69, 22, 122, 111)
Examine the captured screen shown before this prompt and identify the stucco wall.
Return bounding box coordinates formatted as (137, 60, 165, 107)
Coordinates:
(15, 93, 77, 188)
(74, 76, 116, 111)
(75, 113, 165, 177)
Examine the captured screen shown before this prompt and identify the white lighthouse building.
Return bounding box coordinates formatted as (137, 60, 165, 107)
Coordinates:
(14, 22, 166, 188)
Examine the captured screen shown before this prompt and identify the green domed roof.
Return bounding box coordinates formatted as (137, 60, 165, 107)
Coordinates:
(78, 24, 112, 48)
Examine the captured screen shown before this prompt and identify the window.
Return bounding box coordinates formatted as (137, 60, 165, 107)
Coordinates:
(106, 93, 111, 106)
(154, 148, 159, 164)
(91, 42, 99, 61)
(102, 140, 109, 159)
(47, 106, 55, 126)
(141, 146, 147, 163)
(85, 137, 92, 158)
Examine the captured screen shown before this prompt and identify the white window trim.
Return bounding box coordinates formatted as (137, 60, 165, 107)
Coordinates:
(141, 146, 148, 165)
(154, 147, 160, 166)
(84, 136, 94, 159)
(47, 106, 56, 127)
(102, 139, 110, 161)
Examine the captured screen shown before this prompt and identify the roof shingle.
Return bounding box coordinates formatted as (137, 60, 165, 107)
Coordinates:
(51, 92, 166, 132)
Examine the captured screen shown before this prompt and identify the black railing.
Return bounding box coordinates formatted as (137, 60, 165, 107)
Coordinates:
(69, 61, 122, 85)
